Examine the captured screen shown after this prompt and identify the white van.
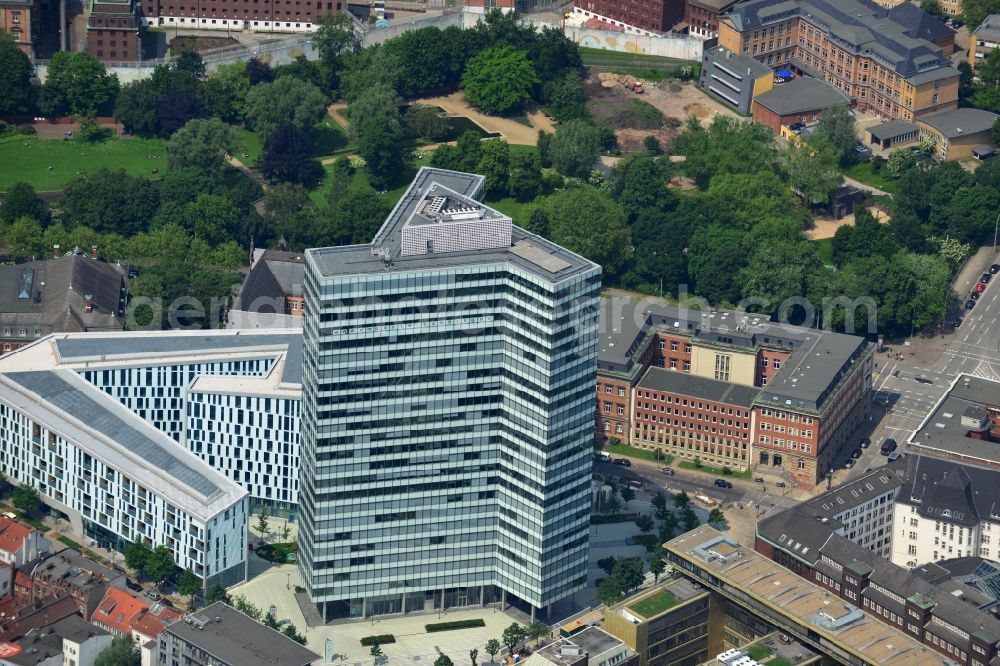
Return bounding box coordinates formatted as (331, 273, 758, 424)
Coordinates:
(596, 451, 611, 462)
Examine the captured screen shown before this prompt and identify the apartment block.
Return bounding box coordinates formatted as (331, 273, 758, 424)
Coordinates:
(138, 0, 341, 33)
(0, 0, 33, 55)
(0, 615, 112, 666)
(755, 470, 1000, 666)
(0, 516, 49, 568)
(300, 167, 600, 620)
(668, 525, 966, 666)
(717, 0, 958, 121)
(970, 15, 1000, 68)
(596, 297, 873, 487)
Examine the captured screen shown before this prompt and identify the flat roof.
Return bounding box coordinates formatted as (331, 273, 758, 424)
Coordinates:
(306, 167, 599, 285)
(165, 602, 319, 666)
(637, 366, 759, 407)
(668, 526, 958, 666)
(753, 76, 851, 115)
(973, 14, 1000, 40)
(705, 45, 772, 78)
(910, 375, 1000, 463)
(0, 368, 245, 521)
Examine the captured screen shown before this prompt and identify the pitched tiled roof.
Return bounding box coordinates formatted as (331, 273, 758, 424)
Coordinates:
(0, 517, 31, 556)
(91, 588, 149, 635)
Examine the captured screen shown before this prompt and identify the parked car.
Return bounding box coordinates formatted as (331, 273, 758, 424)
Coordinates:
(990, 263, 999, 274)
(788, 122, 805, 133)
(622, 478, 643, 489)
(714, 479, 733, 489)
(851, 448, 863, 459)
(854, 142, 872, 157)
(966, 299, 977, 310)
(976, 281, 986, 293)
(596, 451, 611, 462)
(971, 291, 981, 301)
(775, 481, 786, 488)
(880, 438, 898, 455)
(126, 580, 142, 593)
(144, 590, 162, 601)
(981, 273, 992, 284)
(953, 318, 963, 328)
(754, 476, 765, 483)
(887, 452, 904, 463)
(845, 459, 857, 469)
(660, 467, 675, 476)
(860, 437, 871, 449)
(613, 458, 631, 467)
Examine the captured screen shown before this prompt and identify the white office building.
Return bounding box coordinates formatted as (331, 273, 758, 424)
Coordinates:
(300, 168, 601, 621)
(0, 330, 303, 588)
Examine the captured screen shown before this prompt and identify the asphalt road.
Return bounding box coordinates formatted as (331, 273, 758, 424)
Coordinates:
(837, 248, 1000, 483)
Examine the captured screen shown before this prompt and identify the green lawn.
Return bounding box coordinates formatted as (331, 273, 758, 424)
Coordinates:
(0, 134, 167, 192)
(238, 129, 263, 166)
(310, 157, 413, 209)
(603, 443, 674, 465)
(844, 160, 900, 196)
(677, 460, 752, 479)
(241, 118, 352, 168)
(814, 237, 834, 266)
(629, 590, 677, 617)
(747, 645, 772, 661)
(485, 195, 537, 225)
(579, 46, 691, 67)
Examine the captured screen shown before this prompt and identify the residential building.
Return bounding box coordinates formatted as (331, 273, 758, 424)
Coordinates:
(916, 107, 999, 160)
(229, 249, 305, 330)
(16, 549, 125, 620)
(0, 0, 33, 56)
(891, 455, 1000, 567)
(717, 0, 958, 121)
(526, 627, 638, 666)
(970, 15, 1000, 68)
(90, 587, 180, 666)
(602, 577, 717, 665)
(0, 248, 127, 355)
(668, 525, 969, 666)
(684, 0, 738, 39)
(300, 167, 601, 620)
(156, 602, 319, 666)
(596, 297, 873, 487)
(0, 517, 49, 568)
(699, 45, 774, 115)
(0, 329, 301, 523)
(0, 565, 10, 602)
(755, 472, 1000, 666)
(0, 615, 112, 666)
(750, 76, 851, 134)
(86, 0, 141, 61)
(137, 0, 341, 33)
(0, 337, 252, 592)
(908, 375, 1000, 470)
(573, 0, 683, 35)
(0, 595, 78, 641)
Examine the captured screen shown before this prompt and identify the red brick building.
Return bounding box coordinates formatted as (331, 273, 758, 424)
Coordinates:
(574, 0, 684, 35)
(750, 76, 851, 134)
(683, 0, 737, 39)
(138, 0, 341, 34)
(596, 297, 873, 487)
(86, 0, 141, 62)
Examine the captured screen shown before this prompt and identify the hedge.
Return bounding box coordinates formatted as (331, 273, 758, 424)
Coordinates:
(425, 619, 486, 632)
(360, 634, 396, 646)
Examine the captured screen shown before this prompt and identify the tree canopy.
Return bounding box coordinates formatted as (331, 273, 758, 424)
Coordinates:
(0, 30, 36, 114)
(461, 45, 539, 116)
(38, 52, 119, 116)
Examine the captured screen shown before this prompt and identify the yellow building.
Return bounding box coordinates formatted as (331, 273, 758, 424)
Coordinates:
(970, 14, 1000, 68)
(717, 0, 959, 121)
(917, 107, 998, 160)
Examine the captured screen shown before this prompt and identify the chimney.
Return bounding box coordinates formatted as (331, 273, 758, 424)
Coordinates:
(91, 245, 98, 260)
(53, 245, 61, 259)
(84, 294, 93, 313)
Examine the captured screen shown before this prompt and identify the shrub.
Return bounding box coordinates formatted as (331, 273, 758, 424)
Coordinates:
(360, 634, 396, 646)
(425, 619, 486, 632)
(15, 124, 36, 135)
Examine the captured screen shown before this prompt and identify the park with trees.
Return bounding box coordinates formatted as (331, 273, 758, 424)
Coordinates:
(0, 7, 997, 337)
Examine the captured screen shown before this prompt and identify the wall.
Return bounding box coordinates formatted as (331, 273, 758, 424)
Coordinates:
(689, 344, 756, 387)
(561, 24, 704, 60)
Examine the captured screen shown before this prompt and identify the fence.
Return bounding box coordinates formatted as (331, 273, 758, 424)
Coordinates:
(562, 24, 704, 60)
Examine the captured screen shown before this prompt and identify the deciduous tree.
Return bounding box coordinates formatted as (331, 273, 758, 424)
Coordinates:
(541, 188, 631, 274)
(259, 124, 323, 185)
(245, 77, 327, 139)
(0, 30, 37, 114)
(166, 118, 241, 173)
(38, 52, 118, 116)
(548, 120, 602, 179)
(461, 46, 538, 116)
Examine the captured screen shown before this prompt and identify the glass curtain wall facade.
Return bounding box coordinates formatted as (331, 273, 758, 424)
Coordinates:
(299, 212, 600, 618)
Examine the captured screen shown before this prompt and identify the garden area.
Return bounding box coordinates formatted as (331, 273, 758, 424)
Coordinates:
(628, 589, 677, 618)
(0, 133, 166, 191)
(255, 541, 298, 563)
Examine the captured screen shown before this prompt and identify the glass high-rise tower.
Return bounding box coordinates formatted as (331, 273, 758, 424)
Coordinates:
(298, 168, 601, 620)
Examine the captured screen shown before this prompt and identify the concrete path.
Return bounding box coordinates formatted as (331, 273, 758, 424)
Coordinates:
(843, 174, 892, 198)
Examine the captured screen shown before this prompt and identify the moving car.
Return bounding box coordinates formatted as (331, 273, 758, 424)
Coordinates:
(880, 438, 898, 455)
(714, 479, 733, 489)
(660, 467, 675, 476)
(614, 458, 631, 467)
